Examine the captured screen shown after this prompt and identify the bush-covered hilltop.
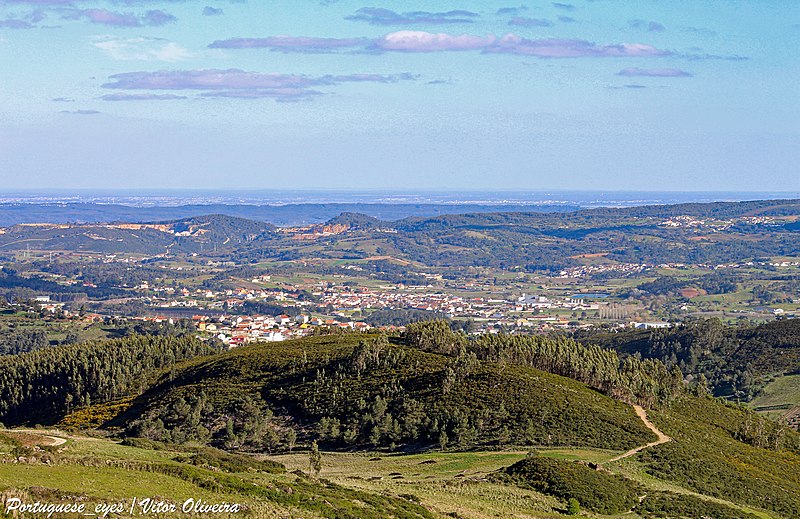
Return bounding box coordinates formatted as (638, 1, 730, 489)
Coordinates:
(407, 320, 686, 408)
(119, 331, 655, 452)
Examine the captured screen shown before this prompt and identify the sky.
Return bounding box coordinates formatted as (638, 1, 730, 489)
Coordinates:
(0, 0, 798, 192)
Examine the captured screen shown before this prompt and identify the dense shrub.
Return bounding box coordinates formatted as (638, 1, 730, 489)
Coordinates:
(496, 456, 641, 515)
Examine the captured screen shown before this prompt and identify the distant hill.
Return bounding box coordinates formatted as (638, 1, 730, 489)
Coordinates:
(325, 211, 384, 229)
(0, 214, 275, 256)
(0, 202, 576, 227)
(0, 199, 797, 270)
(151, 214, 276, 243)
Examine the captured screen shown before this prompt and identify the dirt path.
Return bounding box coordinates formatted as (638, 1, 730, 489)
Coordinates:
(607, 405, 671, 463)
(363, 255, 412, 266)
(6, 429, 68, 447)
(43, 435, 67, 447)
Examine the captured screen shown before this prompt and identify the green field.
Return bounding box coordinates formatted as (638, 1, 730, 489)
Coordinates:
(751, 374, 800, 413)
(752, 375, 800, 408)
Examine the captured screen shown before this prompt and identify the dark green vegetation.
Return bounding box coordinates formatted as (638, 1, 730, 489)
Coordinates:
(496, 456, 641, 515)
(631, 271, 740, 297)
(0, 265, 127, 300)
(0, 327, 50, 355)
(408, 320, 684, 408)
(364, 308, 449, 327)
(381, 200, 800, 271)
(579, 318, 800, 400)
(119, 332, 655, 452)
(0, 335, 217, 425)
(497, 455, 761, 518)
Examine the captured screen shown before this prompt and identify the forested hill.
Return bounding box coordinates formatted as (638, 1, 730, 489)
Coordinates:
(0, 214, 275, 256)
(382, 199, 799, 270)
(578, 318, 800, 399)
(0, 329, 682, 449)
(0, 335, 217, 425)
(392, 198, 800, 231)
(109, 332, 661, 452)
(0, 201, 576, 227)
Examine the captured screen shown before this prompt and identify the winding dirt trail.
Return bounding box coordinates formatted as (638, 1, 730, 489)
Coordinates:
(42, 435, 67, 447)
(6, 429, 68, 447)
(607, 405, 671, 463)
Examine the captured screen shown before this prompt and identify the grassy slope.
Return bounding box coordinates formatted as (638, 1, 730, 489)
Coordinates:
(270, 451, 566, 519)
(5, 399, 799, 518)
(635, 396, 800, 518)
(10, 334, 800, 518)
(751, 374, 800, 409)
(0, 431, 433, 519)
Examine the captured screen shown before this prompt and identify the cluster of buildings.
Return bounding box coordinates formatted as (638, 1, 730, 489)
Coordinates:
(659, 215, 734, 230)
(191, 313, 372, 346)
(659, 214, 783, 231)
(558, 263, 652, 278)
(560, 258, 800, 279)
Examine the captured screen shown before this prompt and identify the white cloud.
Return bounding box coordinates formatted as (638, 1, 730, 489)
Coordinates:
(92, 36, 192, 61)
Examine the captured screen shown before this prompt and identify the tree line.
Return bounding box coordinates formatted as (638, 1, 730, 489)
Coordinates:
(405, 320, 686, 408)
(0, 335, 218, 425)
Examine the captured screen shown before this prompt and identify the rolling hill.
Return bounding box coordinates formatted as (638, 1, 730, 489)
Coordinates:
(0, 199, 797, 271)
(1, 329, 800, 517)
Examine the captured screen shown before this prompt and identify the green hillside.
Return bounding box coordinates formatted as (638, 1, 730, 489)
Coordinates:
(2, 329, 800, 517)
(636, 396, 800, 518)
(751, 374, 800, 420)
(113, 333, 655, 452)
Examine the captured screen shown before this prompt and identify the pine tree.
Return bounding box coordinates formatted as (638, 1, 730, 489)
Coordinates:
(308, 440, 322, 476)
(285, 429, 297, 452)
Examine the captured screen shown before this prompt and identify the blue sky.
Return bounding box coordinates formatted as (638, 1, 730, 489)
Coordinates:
(0, 0, 798, 192)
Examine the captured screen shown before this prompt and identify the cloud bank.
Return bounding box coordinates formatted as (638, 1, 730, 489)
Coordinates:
(617, 67, 692, 77)
(211, 30, 671, 58)
(101, 69, 417, 102)
(345, 7, 479, 25)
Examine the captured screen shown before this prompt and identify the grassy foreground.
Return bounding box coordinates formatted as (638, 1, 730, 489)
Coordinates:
(0, 424, 792, 519)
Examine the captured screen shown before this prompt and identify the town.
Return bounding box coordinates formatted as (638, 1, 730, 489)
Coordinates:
(26, 252, 799, 348)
